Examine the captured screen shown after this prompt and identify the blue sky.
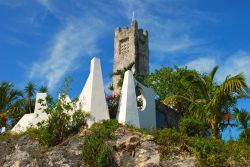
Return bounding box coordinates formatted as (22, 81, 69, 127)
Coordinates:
(0, 0, 249, 139)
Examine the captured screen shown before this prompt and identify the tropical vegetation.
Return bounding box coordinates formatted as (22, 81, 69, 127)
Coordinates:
(0, 65, 249, 166)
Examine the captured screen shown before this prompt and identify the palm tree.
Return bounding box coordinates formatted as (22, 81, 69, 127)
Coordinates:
(0, 82, 22, 128)
(163, 66, 249, 139)
(24, 82, 36, 113)
(233, 108, 250, 130)
(39, 86, 48, 93)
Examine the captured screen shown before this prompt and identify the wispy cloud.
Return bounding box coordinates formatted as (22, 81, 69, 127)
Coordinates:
(184, 50, 250, 84)
(119, 0, 216, 57)
(185, 57, 217, 73)
(218, 50, 250, 84)
(2, 36, 30, 47)
(36, 0, 52, 10)
(29, 18, 105, 90)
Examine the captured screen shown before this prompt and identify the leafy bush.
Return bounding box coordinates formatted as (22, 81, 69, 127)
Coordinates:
(179, 118, 206, 137)
(106, 95, 119, 119)
(37, 109, 87, 146)
(82, 120, 119, 167)
(188, 137, 228, 166)
(154, 128, 185, 146)
(90, 119, 120, 140)
(152, 128, 188, 160)
(70, 110, 88, 133)
(82, 135, 115, 167)
(229, 140, 250, 165)
(32, 93, 88, 146)
(239, 128, 250, 145)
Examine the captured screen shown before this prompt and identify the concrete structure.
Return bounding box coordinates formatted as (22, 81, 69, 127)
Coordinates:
(112, 20, 149, 95)
(11, 93, 48, 133)
(135, 81, 157, 129)
(116, 70, 156, 129)
(116, 71, 140, 128)
(78, 57, 110, 127)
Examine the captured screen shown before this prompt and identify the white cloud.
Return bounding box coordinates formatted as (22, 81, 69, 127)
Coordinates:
(184, 50, 250, 85)
(29, 18, 105, 90)
(36, 0, 51, 9)
(218, 50, 250, 84)
(185, 57, 217, 73)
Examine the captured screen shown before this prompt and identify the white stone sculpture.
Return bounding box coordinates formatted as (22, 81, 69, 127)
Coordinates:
(11, 93, 48, 133)
(78, 57, 110, 127)
(135, 81, 157, 129)
(116, 70, 140, 128)
(116, 70, 156, 129)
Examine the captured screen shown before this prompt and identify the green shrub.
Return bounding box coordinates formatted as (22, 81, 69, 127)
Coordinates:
(188, 137, 228, 166)
(239, 128, 250, 145)
(82, 135, 115, 167)
(0, 131, 20, 141)
(90, 119, 120, 140)
(82, 120, 119, 167)
(179, 118, 206, 137)
(37, 110, 87, 146)
(39, 111, 71, 146)
(229, 140, 250, 165)
(70, 110, 88, 133)
(155, 128, 185, 146)
(152, 128, 188, 160)
(33, 93, 88, 146)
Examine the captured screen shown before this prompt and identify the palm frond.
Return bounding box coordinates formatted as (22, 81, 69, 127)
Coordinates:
(208, 65, 219, 84)
(219, 73, 249, 96)
(162, 95, 193, 106)
(182, 72, 210, 100)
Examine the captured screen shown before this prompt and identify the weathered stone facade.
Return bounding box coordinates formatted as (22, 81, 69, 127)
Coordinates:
(112, 20, 149, 95)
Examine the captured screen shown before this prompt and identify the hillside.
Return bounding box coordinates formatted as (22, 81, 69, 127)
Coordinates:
(1, 120, 249, 167)
(0, 123, 197, 167)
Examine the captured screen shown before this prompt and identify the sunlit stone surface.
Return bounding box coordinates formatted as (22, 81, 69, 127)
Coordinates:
(116, 70, 140, 128)
(78, 57, 110, 127)
(11, 93, 48, 133)
(116, 70, 156, 129)
(136, 80, 157, 129)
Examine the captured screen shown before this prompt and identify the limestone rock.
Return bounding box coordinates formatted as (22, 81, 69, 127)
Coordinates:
(114, 127, 160, 167)
(0, 127, 197, 167)
(0, 135, 84, 167)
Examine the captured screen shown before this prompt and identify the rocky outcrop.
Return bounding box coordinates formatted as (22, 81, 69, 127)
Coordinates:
(0, 128, 196, 167)
(0, 135, 84, 167)
(114, 127, 160, 167)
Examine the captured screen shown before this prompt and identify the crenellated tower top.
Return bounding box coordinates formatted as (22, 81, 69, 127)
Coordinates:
(112, 20, 149, 95)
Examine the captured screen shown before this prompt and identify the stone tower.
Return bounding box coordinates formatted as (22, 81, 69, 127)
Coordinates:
(112, 20, 149, 95)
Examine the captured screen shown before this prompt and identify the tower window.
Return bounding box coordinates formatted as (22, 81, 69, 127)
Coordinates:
(119, 38, 129, 54)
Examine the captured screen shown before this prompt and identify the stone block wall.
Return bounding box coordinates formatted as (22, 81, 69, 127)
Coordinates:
(112, 20, 149, 95)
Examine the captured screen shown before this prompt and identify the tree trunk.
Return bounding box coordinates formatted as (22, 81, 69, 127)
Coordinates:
(210, 120, 220, 139)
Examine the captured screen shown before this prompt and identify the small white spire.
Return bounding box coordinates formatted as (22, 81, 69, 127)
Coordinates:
(132, 11, 135, 21)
